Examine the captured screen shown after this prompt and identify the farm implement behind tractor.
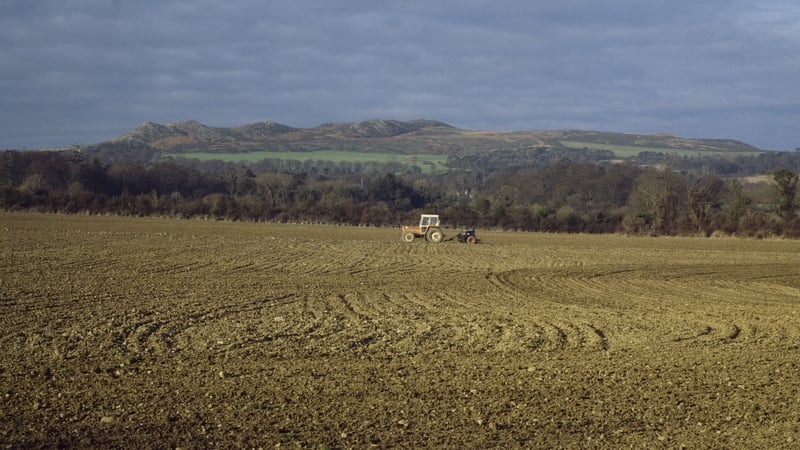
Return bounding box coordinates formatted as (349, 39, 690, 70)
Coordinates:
(401, 214, 479, 244)
(452, 229, 479, 244)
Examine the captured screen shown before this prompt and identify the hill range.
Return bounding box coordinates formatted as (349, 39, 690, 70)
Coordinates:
(106, 119, 764, 158)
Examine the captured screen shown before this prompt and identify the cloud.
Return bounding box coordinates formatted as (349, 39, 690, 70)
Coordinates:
(1, 0, 798, 150)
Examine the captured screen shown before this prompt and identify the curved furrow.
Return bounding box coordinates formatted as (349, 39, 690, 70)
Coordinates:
(480, 267, 786, 350)
(56, 257, 122, 272)
(405, 291, 606, 353)
(101, 295, 301, 355)
(489, 321, 547, 353)
(0, 329, 51, 354)
(388, 293, 469, 354)
(584, 323, 610, 351)
(745, 271, 800, 289)
(0, 291, 124, 353)
(345, 254, 435, 279)
(121, 320, 167, 354)
(569, 277, 759, 346)
(463, 273, 613, 352)
(345, 292, 465, 355)
(541, 320, 608, 351)
(139, 260, 217, 275)
(255, 292, 393, 356)
(487, 265, 800, 338)
(485, 270, 534, 296)
(671, 321, 744, 344)
(540, 321, 569, 351)
(173, 295, 304, 353)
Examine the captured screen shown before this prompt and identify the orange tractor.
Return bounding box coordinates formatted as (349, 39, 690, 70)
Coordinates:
(401, 214, 479, 244)
(402, 214, 443, 243)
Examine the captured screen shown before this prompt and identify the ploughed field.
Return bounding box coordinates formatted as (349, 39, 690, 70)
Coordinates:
(2, 213, 800, 448)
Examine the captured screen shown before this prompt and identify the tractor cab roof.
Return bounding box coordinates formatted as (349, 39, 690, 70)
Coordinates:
(420, 214, 440, 226)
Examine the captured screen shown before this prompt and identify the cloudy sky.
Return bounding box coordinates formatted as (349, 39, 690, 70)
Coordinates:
(2, 0, 799, 150)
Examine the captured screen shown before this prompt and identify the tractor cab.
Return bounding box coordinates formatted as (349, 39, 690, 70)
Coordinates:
(419, 214, 440, 231)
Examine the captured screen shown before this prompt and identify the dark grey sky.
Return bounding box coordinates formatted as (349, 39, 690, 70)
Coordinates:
(2, 0, 799, 150)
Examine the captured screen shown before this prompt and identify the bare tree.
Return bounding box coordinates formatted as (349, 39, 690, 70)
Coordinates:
(624, 170, 685, 235)
(687, 174, 724, 234)
(773, 168, 798, 221)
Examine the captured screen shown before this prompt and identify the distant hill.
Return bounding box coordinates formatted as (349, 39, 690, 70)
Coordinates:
(105, 119, 764, 158)
(112, 120, 299, 150)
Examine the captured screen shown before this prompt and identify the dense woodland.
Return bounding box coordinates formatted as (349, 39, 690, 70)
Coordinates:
(2, 146, 800, 238)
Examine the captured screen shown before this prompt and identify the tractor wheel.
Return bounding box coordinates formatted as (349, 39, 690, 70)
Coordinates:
(426, 228, 443, 243)
(466, 236, 477, 244)
(402, 231, 416, 243)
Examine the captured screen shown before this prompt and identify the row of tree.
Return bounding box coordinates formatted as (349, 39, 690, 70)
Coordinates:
(1, 149, 799, 238)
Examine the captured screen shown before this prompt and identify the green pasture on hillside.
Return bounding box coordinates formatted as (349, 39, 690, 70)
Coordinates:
(162, 150, 449, 172)
(559, 141, 763, 158)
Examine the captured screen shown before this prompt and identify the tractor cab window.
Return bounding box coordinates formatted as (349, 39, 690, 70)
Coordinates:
(421, 216, 438, 227)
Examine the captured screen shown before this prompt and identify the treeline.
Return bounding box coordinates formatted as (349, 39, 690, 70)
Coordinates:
(2, 149, 799, 238)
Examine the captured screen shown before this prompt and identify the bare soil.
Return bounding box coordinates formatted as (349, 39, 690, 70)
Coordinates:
(2, 213, 800, 448)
